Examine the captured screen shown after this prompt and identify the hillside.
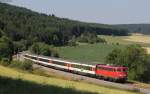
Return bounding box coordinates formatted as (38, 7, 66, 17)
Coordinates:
(0, 3, 128, 47)
(113, 24, 150, 34)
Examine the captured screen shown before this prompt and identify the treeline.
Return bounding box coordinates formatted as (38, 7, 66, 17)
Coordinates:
(78, 32, 106, 44)
(0, 3, 128, 48)
(106, 44, 150, 82)
(114, 24, 150, 34)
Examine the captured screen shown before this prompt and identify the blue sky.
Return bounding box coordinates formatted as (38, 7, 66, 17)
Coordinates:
(7, 0, 150, 24)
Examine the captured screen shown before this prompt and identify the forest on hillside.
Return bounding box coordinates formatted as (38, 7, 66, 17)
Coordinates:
(114, 24, 150, 34)
(0, 3, 128, 46)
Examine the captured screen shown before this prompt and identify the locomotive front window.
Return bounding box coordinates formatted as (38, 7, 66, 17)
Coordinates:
(123, 69, 128, 72)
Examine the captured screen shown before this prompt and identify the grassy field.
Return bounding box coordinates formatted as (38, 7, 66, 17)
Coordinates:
(57, 34, 150, 64)
(0, 65, 139, 94)
(58, 43, 124, 64)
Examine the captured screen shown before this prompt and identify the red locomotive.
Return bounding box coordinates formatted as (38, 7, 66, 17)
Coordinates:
(23, 53, 128, 83)
(95, 64, 128, 82)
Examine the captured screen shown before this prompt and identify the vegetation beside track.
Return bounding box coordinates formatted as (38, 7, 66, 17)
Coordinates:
(0, 65, 139, 94)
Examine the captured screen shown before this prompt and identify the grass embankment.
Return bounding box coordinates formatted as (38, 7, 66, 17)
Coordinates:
(0, 65, 138, 94)
(58, 43, 124, 64)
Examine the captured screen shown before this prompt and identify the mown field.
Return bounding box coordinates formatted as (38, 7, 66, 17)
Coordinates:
(99, 35, 150, 47)
(0, 65, 139, 94)
(58, 43, 124, 64)
(99, 34, 150, 53)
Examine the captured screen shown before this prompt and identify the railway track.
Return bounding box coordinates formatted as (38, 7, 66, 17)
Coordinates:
(33, 64, 150, 94)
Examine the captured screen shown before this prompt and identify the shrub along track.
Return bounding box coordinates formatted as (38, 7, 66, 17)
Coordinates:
(33, 64, 150, 94)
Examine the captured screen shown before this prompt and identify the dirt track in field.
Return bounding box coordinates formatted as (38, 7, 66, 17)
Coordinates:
(33, 64, 150, 94)
(143, 47, 150, 54)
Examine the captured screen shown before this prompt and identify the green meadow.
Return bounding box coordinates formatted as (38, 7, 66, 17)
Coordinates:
(58, 43, 124, 64)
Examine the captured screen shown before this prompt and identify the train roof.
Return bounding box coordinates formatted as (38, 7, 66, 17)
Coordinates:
(24, 53, 95, 67)
(96, 64, 127, 69)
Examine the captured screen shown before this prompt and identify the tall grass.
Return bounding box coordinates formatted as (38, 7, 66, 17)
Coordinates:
(0, 76, 97, 94)
(9, 60, 33, 71)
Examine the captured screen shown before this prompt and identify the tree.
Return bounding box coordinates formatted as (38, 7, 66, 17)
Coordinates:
(68, 35, 77, 46)
(0, 29, 2, 38)
(29, 42, 59, 57)
(29, 43, 40, 55)
(13, 41, 26, 54)
(0, 36, 14, 62)
(106, 44, 150, 82)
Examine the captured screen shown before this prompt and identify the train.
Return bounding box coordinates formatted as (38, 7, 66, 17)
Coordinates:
(23, 53, 128, 82)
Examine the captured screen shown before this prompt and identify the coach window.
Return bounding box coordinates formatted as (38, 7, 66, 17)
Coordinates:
(29, 56, 37, 60)
(61, 62, 66, 66)
(54, 61, 66, 66)
(25, 55, 36, 60)
(39, 58, 49, 63)
(73, 64, 81, 69)
(83, 66, 91, 70)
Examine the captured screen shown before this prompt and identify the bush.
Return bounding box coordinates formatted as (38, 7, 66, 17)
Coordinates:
(0, 58, 11, 66)
(106, 44, 150, 82)
(9, 60, 33, 71)
(29, 42, 59, 57)
(32, 68, 51, 77)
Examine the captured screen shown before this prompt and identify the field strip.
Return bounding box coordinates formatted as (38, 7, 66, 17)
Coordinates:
(123, 35, 150, 44)
(143, 47, 150, 54)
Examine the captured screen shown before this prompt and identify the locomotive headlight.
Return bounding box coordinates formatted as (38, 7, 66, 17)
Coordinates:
(119, 74, 124, 77)
(119, 74, 126, 77)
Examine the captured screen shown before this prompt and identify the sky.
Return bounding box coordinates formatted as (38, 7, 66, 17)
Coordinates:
(4, 0, 150, 24)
